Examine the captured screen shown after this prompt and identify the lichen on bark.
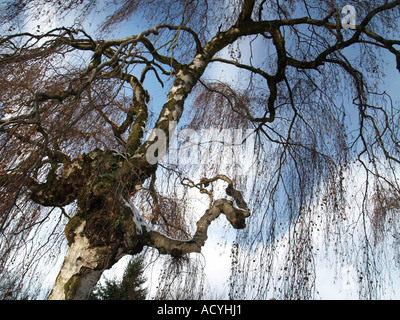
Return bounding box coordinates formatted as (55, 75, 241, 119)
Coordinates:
(64, 216, 84, 245)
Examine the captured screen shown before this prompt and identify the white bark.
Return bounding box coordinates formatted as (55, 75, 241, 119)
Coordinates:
(48, 220, 108, 300)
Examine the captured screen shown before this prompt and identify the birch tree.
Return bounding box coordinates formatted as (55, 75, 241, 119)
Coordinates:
(1, 0, 400, 299)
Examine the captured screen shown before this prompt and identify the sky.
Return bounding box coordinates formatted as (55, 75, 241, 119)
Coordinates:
(11, 1, 400, 300)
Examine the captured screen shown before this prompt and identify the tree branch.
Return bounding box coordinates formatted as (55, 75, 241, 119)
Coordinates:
(144, 176, 250, 257)
(238, 0, 256, 23)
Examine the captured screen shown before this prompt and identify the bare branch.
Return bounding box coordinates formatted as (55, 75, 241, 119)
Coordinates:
(145, 177, 250, 257)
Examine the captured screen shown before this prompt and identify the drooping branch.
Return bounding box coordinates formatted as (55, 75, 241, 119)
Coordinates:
(144, 176, 250, 257)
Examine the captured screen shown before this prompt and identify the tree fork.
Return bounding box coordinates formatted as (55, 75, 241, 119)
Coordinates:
(46, 171, 249, 299)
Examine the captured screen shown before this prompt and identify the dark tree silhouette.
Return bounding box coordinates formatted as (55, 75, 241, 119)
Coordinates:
(90, 255, 147, 300)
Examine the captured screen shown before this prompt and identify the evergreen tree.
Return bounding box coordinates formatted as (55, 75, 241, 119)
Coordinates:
(90, 256, 147, 300)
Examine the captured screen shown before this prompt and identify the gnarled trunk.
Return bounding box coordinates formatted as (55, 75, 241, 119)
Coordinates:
(43, 150, 146, 300)
(48, 214, 144, 300)
(46, 174, 249, 299)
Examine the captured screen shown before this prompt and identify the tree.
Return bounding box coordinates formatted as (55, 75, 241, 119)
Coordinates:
(1, 0, 400, 300)
(90, 255, 147, 300)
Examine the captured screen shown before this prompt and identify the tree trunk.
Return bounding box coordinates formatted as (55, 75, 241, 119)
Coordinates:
(48, 214, 143, 300)
(48, 219, 108, 300)
(44, 150, 146, 300)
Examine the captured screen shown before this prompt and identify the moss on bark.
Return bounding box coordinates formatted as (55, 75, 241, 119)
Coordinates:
(64, 215, 84, 245)
(64, 273, 83, 300)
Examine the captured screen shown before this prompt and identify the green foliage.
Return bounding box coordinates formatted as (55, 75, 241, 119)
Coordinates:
(90, 256, 147, 300)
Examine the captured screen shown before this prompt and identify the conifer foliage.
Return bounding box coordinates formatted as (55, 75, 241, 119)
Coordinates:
(90, 256, 147, 300)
